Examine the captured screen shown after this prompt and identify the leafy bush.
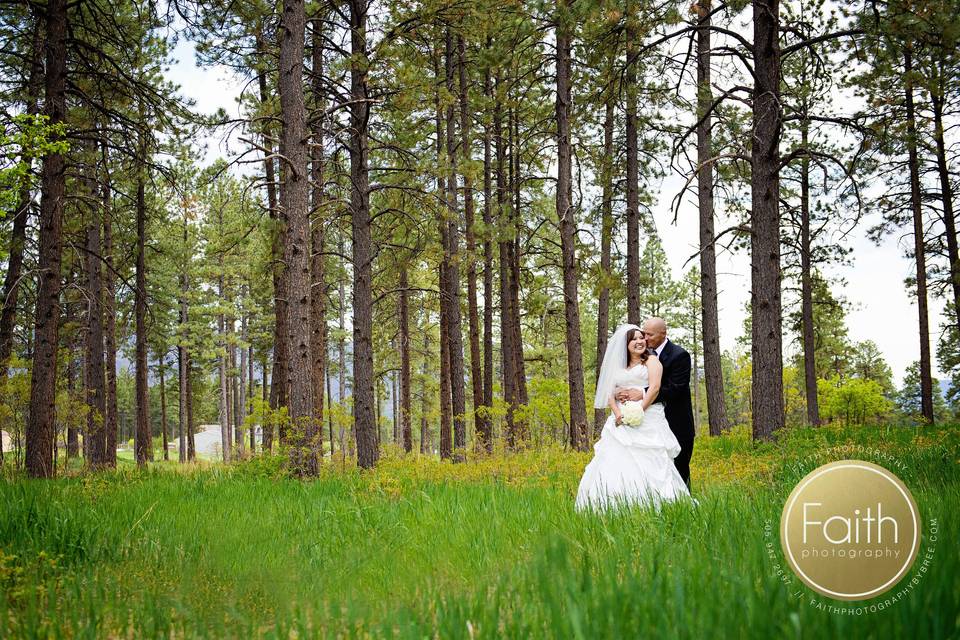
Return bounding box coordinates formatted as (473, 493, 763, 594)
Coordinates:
(818, 375, 893, 425)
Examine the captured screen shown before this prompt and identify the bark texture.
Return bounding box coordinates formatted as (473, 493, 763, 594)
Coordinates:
(26, 0, 67, 478)
(279, 0, 317, 473)
(349, 0, 378, 468)
(555, 2, 588, 451)
(696, 0, 730, 436)
(750, 0, 785, 441)
(903, 48, 934, 424)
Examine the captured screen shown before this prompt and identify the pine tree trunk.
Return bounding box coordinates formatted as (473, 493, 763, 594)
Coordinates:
(218, 282, 230, 462)
(374, 379, 381, 447)
(349, 0, 378, 468)
(696, 0, 730, 437)
(0, 16, 42, 375)
(135, 139, 151, 465)
(338, 242, 351, 458)
(249, 345, 256, 455)
(231, 359, 239, 453)
(325, 366, 333, 457)
(310, 17, 326, 462)
(269, 212, 288, 427)
(692, 307, 701, 431)
(438, 271, 453, 457)
(258, 28, 289, 427)
(459, 35, 483, 452)
(750, 0, 785, 441)
(59, 288, 72, 464)
(510, 107, 528, 412)
(219, 203, 234, 458)
(435, 54, 454, 461)
(26, 0, 67, 478)
(232, 342, 243, 455)
(260, 355, 269, 454)
(625, 7, 641, 325)
(903, 49, 934, 424)
(0, 187, 30, 372)
(445, 29, 468, 458)
(799, 118, 819, 426)
(80, 305, 90, 461)
(229, 341, 237, 455)
(262, 355, 273, 452)
(930, 70, 959, 333)
(186, 356, 196, 460)
(495, 71, 517, 448)
(66, 343, 78, 458)
(279, 0, 317, 474)
(480, 50, 495, 453)
(102, 138, 117, 467)
(178, 205, 189, 463)
(226, 339, 234, 454)
(238, 325, 247, 456)
(399, 267, 412, 452)
(555, 2, 588, 451)
(178, 346, 187, 465)
(595, 69, 614, 439)
(85, 160, 107, 466)
(391, 369, 398, 444)
(420, 324, 431, 454)
(159, 353, 169, 461)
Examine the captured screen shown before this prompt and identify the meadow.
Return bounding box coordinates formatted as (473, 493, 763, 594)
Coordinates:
(1, 424, 957, 639)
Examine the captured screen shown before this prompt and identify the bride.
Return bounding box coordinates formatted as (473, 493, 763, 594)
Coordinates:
(575, 324, 690, 511)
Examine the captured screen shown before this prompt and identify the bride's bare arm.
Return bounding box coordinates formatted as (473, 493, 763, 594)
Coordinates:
(608, 391, 623, 424)
(615, 387, 643, 402)
(642, 358, 662, 411)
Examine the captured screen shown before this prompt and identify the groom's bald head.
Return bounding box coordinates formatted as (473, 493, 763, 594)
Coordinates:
(641, 317, 667, 349)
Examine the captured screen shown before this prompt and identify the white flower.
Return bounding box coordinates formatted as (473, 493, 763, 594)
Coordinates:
(620, 401, 645, 427)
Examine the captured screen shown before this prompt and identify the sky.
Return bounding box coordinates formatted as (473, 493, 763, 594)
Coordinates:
(653, 171, 949, 385)
(166, 34, 951, 387)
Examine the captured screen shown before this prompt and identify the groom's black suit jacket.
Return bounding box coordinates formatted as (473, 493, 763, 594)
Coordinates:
(650, 340, 696, 485)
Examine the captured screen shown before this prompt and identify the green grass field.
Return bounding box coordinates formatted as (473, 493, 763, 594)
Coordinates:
(1, 424, 958, 638)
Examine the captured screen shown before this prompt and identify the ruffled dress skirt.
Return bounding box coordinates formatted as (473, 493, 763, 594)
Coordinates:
(575, 402, 690, 512)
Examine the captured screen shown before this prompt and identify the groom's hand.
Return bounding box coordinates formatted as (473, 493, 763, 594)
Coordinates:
(615, 388, 644, 403)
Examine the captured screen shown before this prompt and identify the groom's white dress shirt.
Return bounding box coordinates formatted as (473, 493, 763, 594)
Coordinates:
(654, 339, 668, 357)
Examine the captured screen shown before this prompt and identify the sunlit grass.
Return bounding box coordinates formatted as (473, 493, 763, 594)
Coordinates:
(1, 423, 957, 638)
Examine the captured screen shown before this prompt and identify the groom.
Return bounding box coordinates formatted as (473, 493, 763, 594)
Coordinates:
(616, 317, 696, 488)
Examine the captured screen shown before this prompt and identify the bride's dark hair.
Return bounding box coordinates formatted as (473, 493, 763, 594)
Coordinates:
(625, 328, 649, 365)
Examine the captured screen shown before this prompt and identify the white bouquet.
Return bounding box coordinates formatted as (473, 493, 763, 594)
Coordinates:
(619, 401, 645, 427)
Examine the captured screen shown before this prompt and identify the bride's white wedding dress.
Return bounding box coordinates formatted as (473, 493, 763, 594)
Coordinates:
(575, 363, 690, 511)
